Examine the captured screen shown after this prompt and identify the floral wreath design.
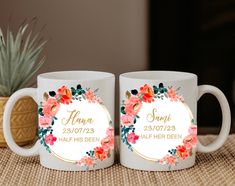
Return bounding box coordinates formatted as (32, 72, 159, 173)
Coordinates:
(38, 84, 114, 169)
(120, 83, 197, 169)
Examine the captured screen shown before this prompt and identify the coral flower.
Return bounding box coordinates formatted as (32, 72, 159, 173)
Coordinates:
(85, 156, 95, 166)
(127, 132, 139, 144)
(39, 116, 51, 128)
(166, 156, 177, 165)
(121, 115, 134, 127)
(139, 84, 155, 103)
(85, 90, 96, 103)
(42, 98, 60, 117)
(45, 134, 57, 145)
(94, 147, 107, 161)
(176, 145, 189, 160)
(167, 88, 178, 101)
(101, 136, 114, 150)
(57, 86, 72, 104)
(125, 96, 142, 116)
(183, 135, 197, 149)
(77, 156, 94, 167)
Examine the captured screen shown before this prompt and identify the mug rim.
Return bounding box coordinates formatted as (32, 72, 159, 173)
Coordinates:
(38, 71, 114, 82)
(120, 71, 197, 81)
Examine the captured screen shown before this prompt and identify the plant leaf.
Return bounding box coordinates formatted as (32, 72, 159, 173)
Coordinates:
(0, 23, 46, 96)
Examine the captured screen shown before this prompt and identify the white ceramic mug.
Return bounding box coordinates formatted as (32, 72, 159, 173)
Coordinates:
(120, 71, 231, 171)
(3, 71, 115, 171)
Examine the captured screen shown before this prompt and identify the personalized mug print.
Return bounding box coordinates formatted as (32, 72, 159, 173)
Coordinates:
(38, 84, 114, 169)
(121, 83, 197, 169)
(3, 71, 115, 171)
(120, 71, 231, 171)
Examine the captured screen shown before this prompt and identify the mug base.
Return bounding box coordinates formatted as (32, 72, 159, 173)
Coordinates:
(40, 159, 115, 171)
(120, 161, 195, 171)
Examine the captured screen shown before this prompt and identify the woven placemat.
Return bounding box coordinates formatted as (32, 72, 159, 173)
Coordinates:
(0, 135, 234, 186)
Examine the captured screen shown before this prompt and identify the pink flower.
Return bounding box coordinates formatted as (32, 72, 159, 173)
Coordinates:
(85, 157, 95, 166)
(125, 96, 142, 116)
(101, 136, 114, 150)
(183, 135, 197, 149)
(39, 116, 51, 128)
(159, 158, 165, 164)
(178, 96, 184, 102)
(188, 125, 197, 135)
(121, 115, 134, 126)
(165, 155, 177, 165)
(95, 97, 103, 104)
(139, 84, 155, 103)
(167, 88, 178, 101)
(166, 156, 177, 165)
(127, 132, 139, 144)
(45, 134, 57, 145)
(159, 155, 177, 165)
(77, 156, 94, 167)
(42, 98, 60, 117)
(85, 90, 96, 103)
(106, 127, 114, 137)
(176, 145, 189, 160)
(77, 157, 86, 166)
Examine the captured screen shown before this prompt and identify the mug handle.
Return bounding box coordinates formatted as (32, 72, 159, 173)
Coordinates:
(3, 88, 40, 156)
(197, 85, 231, 153)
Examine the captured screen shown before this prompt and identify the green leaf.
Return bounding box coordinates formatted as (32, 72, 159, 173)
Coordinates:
(71, 87, 76, 95)
(49, 91, 56, 97)
(131, 89, 138, 95)
(77, 84, 81, 89)
(134, 118, 137, 124)
(0, 84, 8, 95)
(153, 85, 158, 94)
(107, 151, 111, 158)
(38, 107, 44, 116)
(77, 88, 85, 95)
(120, 106, 126, 114)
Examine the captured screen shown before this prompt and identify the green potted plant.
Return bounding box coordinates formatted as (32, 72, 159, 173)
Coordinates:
(0, 23, 46, 146)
